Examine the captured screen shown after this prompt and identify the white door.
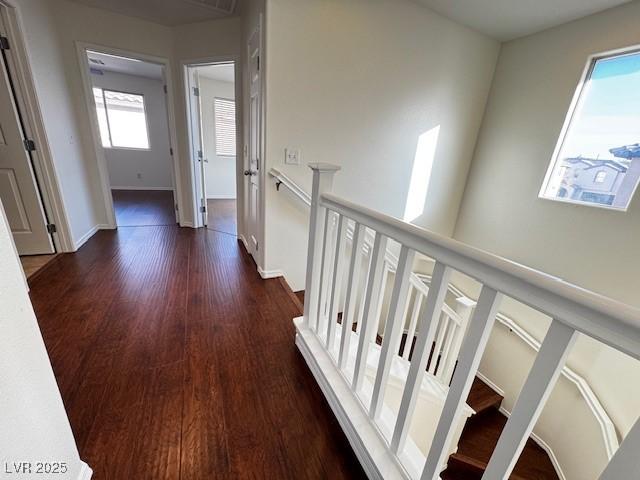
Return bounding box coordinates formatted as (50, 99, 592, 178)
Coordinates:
(0, 37, 53, 255)
(188, 68, 208, 226)
(246, 24, 262, 257)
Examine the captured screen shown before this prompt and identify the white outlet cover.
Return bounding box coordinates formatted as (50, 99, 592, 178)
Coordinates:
(285, 148, 300, 165)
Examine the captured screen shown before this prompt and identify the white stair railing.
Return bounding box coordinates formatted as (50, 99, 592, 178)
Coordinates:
(293, 164, 640, 480)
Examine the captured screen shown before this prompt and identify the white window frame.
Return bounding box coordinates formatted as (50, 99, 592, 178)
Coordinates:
(94, 87, 151, 151)
(213, 97, 236, 157)
(539, 45, 640, 212)
(594, 171, 607, 184)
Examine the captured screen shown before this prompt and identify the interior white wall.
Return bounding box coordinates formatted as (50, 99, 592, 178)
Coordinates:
(453, 0, 640, 472)
(199, 75, 236, 199)
(263, 0, 500, 290)
(90, 70, 174, 190)
(0, 199, 89, 480)
(13, 0, 242, 243)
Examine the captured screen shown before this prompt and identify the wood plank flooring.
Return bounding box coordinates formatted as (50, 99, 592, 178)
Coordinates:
(28, 225, 365, 480)
(207, 199, 237, 236)
(112, 189, 176, 227)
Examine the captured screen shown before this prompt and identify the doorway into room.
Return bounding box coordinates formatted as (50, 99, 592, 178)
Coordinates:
(80, 46, 180, 228)
(185, 61, 238, 236)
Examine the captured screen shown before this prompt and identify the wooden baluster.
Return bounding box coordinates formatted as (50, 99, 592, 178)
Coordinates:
(326, 215, 347, 354)
(482, 321, 577, 480)
(599, 416, 640, 480)
(436, 321, 456, 382)
(315, 208, 333, 334)
(338, 223, 366, 370)
(441, 296, 476, 384)
(353, 233, 388, 393)
(429, 312, 449, 376)
(391, 262, 452, 453)
(421, 286, 503, 479)
(402, 288, 423, 361)
(355, 242, 373, 335)
(370, 246, 416, 420)
(303, 163, 340, 329)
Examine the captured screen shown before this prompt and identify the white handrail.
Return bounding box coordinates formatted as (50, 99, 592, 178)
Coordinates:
(321, 192, 640, 360)
(268, 167, 311, 206)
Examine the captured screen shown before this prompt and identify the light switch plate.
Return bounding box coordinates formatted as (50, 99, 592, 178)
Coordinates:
(285, 148, 300, 165)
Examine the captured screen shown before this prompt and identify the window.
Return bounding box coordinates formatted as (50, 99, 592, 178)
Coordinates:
(214, 97, 236, 156)
(594, 171, 607, 183)
(540, 48, 640, 210)
(92, 87, 150, 149)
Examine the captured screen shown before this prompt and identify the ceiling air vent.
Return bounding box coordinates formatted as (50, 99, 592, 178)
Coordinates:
(181, 0, 237, 15)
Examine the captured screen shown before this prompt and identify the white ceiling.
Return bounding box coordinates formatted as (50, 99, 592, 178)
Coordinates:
(69, 0, 239, 27)
(197, 64, 235, 83)
(87, 51, 164, 80)
(415, 0, 633, 41)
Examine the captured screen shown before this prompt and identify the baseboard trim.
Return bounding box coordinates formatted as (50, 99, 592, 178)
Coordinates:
(476, 371, 505, 397)
(206, 196, 237, 200)
(77, 461, 93, 480)
(111, 186, 174, 191)
(74, 224, 111, 251)
(238, 234, 249, 250)
(497, 406, 566, 480)
(258, 266, 283, 279)
(179, 221, 195, 228)
(294, 317, 408, 480)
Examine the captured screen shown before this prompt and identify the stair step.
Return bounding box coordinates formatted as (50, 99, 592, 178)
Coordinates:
(443, 453, 529, 480)
(467, 376, 503, 414)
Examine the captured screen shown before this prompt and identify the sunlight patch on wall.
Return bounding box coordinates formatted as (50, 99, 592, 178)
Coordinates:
(403, 126, 440, 222)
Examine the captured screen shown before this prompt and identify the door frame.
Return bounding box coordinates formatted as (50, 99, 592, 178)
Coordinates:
(75, 41, 183, 228)
(183, 55, 242, 230)
(0, 0, 73, 252)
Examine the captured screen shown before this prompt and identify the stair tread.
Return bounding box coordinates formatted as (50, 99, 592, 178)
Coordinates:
(467, 377, 504, 414)
(443, 408, 559, 480)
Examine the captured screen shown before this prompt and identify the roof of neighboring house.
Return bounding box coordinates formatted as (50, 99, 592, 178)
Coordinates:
(564, 157, 628, 173)
(610, 143, 640, 160)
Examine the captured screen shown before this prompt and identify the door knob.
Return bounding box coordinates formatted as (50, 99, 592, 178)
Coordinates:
(244, 170, 256, 176)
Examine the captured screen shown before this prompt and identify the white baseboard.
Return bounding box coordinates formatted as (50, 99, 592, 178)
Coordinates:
(179, 221, 195, 228)
(258, 266, 283, 279)
(206, 195, 236, 200)
(476, 371, 505, 397)
(498, 404, 566, 480)
(238, 234, 249, 250)
(77, 461, 93, 480)
(111, 186, 174, 191)
(73, 224, 111, 251)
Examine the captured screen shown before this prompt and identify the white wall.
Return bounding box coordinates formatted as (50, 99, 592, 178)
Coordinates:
(91, 70, 174, 190)
(0, 200, 89, 480)
(199, 75, 236, 199)
(14, 0, 242, 243)
(263, 0, 500, 289)
(453, 2, 640, 477)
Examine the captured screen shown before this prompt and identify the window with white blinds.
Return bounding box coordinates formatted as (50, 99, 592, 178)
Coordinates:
(214, 98, 236, 156)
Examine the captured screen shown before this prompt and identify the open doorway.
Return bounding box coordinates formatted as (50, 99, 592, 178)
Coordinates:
(81, 47, 179, 228)
(185, 61, 238, 236)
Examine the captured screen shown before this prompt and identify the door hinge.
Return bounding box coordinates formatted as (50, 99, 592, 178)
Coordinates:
(200, 206, 206, 213)
(0, 36, 9, 50)
(163, 84, 168, 94)
(175, 203, 179, 211)
(46, 224, 57, 234)
(193, 87, 200, 97)
(24, 139, 36, 152)
(169, 147, 173, 155)
(197, 149, 203, 160)
(257, 55, 260, 72)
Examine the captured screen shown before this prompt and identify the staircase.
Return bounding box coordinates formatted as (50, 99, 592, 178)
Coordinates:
(443, 377, 559, 480)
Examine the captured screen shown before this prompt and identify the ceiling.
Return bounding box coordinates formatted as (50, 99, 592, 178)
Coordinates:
(415, 0, 633, 41)
(87, 51, 164, 79)
(197, 64, 235, 83)
(69, 0, 239, 27)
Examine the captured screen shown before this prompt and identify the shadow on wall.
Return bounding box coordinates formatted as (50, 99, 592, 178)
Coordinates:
(404, 125, 440, 222)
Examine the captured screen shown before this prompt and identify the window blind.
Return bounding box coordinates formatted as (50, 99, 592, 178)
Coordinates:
(214, 98, 236, 156)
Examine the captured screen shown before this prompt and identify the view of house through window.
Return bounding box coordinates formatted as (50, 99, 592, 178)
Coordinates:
(541, 49, 640, 209)
(214, 97, 236, 156)
(93, 87, 150, 149)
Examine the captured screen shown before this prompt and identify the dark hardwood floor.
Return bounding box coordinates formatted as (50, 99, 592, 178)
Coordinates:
(28, 225, 365, 480)
(112, 189, 176, 227)
(207, 199, 237, 236)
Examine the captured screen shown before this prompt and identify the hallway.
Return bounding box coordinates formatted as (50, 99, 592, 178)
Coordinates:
(28, 226, 365, 479)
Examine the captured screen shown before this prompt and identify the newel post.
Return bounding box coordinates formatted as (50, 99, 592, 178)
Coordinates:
(303, 163, 341, 329)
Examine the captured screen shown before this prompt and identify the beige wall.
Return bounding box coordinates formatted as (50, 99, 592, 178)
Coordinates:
(453, 0, 640, 470)
(15, 0, 242, 243)
(264, 0, 499, 289)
